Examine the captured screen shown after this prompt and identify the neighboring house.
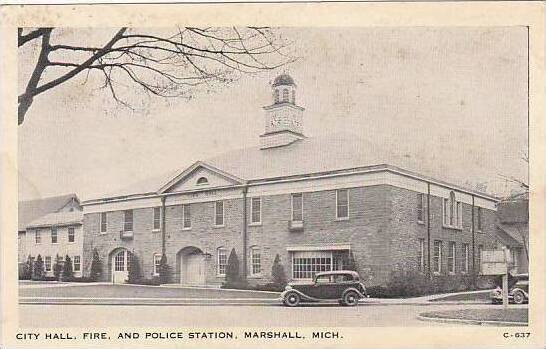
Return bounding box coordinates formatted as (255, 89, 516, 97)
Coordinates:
(18, 194, 83, 277)
(81, 74, 499, 286)
(495, 192, 529, 274)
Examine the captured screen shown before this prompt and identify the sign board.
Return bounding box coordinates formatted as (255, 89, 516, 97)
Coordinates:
(480, 249, 511, 276)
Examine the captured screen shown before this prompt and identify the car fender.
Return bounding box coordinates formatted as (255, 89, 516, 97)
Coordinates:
(342, 287, 366, 299)
(281, 288, 320, 302)
(511, 287, 529, 298)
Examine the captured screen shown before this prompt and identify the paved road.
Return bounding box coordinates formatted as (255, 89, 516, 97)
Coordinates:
(19, 303, 511, 328)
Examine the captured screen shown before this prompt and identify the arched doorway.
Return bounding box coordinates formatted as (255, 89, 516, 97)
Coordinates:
(177, 247, 205, 286)
(110, 248, 132, 284)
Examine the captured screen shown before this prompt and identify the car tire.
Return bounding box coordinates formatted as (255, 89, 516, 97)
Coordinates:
(512, 290, 525, 304)
(284, 292, 301, 307)
(343, 290, 359, 307)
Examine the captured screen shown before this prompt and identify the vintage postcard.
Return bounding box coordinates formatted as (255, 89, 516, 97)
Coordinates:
(0, 2, 544, 349)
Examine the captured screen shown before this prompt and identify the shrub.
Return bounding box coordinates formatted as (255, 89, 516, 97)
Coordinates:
(254, 283, 285, 292)
(90, 248, 102, 282)
(224, 248, 243, 287)
(53, 254, 63, 281)
(271, 254, 287, 287)
(32, 255, 44, 280)
(385, 267, 430, 297)
(19, 255, 33, 280)
(62, 255, 74, 281)
(342, 251, 358, 272)
(158, 254, 172, 284)
(127, 253, 141, 284)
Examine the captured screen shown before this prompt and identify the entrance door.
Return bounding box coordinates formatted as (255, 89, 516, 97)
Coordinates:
(182, 253, 205, 285)
(112, 250, 130, 284)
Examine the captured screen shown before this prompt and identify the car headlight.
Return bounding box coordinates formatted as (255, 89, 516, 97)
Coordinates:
(284, 285, 292, 291)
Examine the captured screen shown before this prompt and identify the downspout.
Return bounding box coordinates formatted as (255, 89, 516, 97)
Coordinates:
(471, 195, 476, 284)
(427, 182, 431, 278)
(242, 185, 248, 282)
(161, 196, 166, 256)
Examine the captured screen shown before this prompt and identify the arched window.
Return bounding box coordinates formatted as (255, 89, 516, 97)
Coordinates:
(443, 191, 462, 228)
(282, 89, 289, 102)
(274, 89, 280, 103)
(217, 247, 227, 276)
(449, 191, 456, 226)
(250, 246, 261, 275)
(196, 177, 208, 185)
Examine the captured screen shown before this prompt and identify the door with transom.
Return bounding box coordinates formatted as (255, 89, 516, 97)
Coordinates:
(112, 249, 131, 284)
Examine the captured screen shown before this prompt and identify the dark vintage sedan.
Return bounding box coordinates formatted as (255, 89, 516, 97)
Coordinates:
(490, 273, 529, 304)
(280, 271, 368, 307)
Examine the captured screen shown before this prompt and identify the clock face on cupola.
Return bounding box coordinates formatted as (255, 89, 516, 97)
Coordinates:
(262, 74, 305, 136)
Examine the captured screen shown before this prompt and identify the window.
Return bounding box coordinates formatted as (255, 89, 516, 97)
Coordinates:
(51, 227, 58, 244)
(291, 90, 296, 104)
(153, 207, 161, 231)
(217, 248, 227, 275)
(443, 191, 462, 229)
(447, 241, 456, 274)
(336, 189, 349, 219)
(476, 207, 482, 231)
(196, 177, 208, 185)
(182, 204, 191, 229)
(114, 251, 125, 272)
(100, 212, 108, 233)
(45, 256, 52, 272)
(68, 227, 75, 243)
(153, 254, 161, 276)
(292, 254, 332, 279)
(477, 245, 483, 273)
(274, 89, 280, 103)
(433, 240, 442, 273)
(215, 201, 224, 226)
(282, 89, 289, 102)
(418, 238, 425, 272)
(123, 210, 133, 232)
(35, 230, 41, 244)
(250, 247, 261, 275)
(73, 256, 81, 272)
(291, 193, 303, 222)
(315, 274, 331, 284)
(462, 243, 469, 274)
(250, 197, 261, 224)
(417, 193, 425, 223)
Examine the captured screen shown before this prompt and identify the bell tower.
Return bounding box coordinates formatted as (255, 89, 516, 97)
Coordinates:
(260, 74, 305, 149)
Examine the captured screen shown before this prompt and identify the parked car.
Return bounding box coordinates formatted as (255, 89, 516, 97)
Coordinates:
(280, 270, 368, 307)
(490, 273, 529, 304)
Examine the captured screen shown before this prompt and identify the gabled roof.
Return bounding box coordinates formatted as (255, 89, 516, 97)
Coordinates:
(496, 222, 527, 246)
(26, 210, 83, 229)
(18, 194, 79, 231)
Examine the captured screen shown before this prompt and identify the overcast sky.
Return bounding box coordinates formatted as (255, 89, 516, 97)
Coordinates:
(18, 27, 528, 202)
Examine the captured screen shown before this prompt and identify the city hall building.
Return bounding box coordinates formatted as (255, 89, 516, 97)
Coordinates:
(81, 74, 498, 286)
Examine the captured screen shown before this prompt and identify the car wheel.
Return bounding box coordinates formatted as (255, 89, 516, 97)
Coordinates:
(512, 290, 525, 304)
(343, 290, 359, 307)
(284, 292, 301, 307)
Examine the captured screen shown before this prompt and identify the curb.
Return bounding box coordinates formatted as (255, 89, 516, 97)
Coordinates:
(417, 314, 528, 327)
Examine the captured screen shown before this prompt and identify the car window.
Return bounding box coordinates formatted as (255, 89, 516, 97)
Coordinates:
(315, 275, 331, 284)
(333, 274, 352, 283)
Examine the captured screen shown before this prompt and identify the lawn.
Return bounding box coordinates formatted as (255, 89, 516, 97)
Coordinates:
(19, 284, 279, 299)
(430, 290, 491, 302)
(421, 308, 528, 324)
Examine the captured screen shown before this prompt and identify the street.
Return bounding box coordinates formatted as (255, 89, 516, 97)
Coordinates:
(19, 303, 507, 328)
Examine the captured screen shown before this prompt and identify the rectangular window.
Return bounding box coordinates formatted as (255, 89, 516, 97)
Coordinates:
(68, 227, 75, 243)
(477, 245, 483, 273)
(100, 212, 107, 233)
(45, 256, 52, 272)
(153, 254, 161, 276)
(418, 238, 425, 272)
(73, 256, 81, 272)
(217, 248, 227, 275)
(153, 207, 161, 231)
(292, 254, 332, 279)
(35, 230, 41, 244)
(123, 210, 133, 232)
(291, 193, 303, 222)
(182, 204, 191, 229)
(417, 193, 425, 223)
(433, 240, 442, 273)
(462, 243, 469, 274)
(476, 207, 482, 231)
(51, 227, 58, 244)
(336, 189, 349, 219)
(251, 248, 261, 275)
(447, 241, 456, 274)
(456, 202, 462, 228)
(250, 197, 261, 224)
(443, 199, 449, 225)
(215, 201, 224, 226)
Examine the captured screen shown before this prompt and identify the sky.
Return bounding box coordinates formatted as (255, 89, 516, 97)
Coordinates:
(18, 27, 528, 202)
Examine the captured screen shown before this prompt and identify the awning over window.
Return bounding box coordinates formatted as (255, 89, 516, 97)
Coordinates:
(286, 244, 351, 252)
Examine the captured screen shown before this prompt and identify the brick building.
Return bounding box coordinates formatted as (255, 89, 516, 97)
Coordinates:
(81, 74, 498, 286)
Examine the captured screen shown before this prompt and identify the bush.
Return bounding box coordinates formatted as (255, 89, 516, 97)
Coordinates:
(224, 248, 244, 287)
(90, 248, 102, 282)
(134, 277, 161, 286)
(69, 277, 95, 283)
(342, 251, 358, 272)
(19, 255, 33, 280)
(254, 283, 285, 292)
(271, 254, 287, 287)
(127, 253, 141, 284)
(158, 254, 172, 284)
(53, 254, 63, 281)
(62, 255, 74, 281)
(32, 255, 44, 280)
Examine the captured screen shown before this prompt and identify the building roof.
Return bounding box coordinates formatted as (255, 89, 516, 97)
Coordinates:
(87, 134, 498, 202)
(26, 210, 83, 229)
(18, 194, 79, 231)
(272, 74, 295, 87)
(496, 222, 527, 246)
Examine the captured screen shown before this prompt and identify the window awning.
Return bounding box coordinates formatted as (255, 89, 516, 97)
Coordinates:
(286, 244, 351, 252)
